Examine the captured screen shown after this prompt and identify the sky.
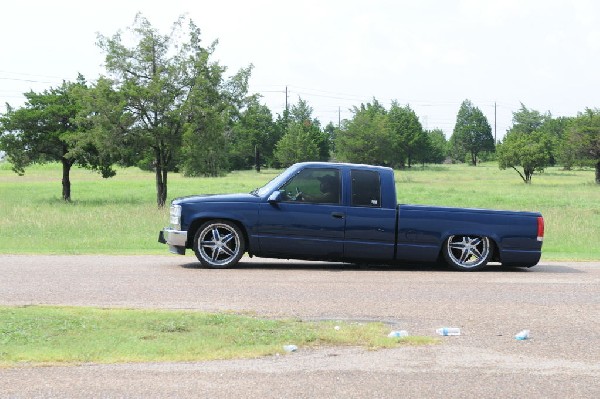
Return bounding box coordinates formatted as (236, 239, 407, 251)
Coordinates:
(1, 0, 600, 139)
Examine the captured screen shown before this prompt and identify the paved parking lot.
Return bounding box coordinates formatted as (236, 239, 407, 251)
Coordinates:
(1, 255, 599, 398)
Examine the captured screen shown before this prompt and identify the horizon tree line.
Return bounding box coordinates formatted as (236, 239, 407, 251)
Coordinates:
(1, 15, 599, 206)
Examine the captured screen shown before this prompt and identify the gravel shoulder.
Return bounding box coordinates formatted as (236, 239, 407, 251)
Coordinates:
(1, 255, 599, 398)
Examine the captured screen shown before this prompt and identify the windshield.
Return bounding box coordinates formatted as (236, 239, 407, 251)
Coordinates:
(253, 164, 301, 197)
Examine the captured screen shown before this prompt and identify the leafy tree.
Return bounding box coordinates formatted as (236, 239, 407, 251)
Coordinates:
(497, 130, 553, 184)
(565, 108, 600, 183)
(274, 122, 319, 166)
(323, 122, 336, 154)
(335, 99, 392, 165)
(497, 104, 559, 183)
(538, 116, 569, 166)
(510, 103, 549, 134)
(73, 77, 135, 169)
(0, 76, 114, 201)
(422, 129, 448, 164)
(264, 111, 290, 168)
(96, 14, 251, 206)
(229, 99, 276, 170)
(180, 64, 253, 177)
(450, 100, 494, 165)
(387, 102, 426, 168)
(288, 98, 330, 161)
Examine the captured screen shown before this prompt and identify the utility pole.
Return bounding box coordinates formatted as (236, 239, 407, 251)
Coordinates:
(338, 106, 341, 128)
(285, 86, 288, 115)
(494, 102, 497, 144)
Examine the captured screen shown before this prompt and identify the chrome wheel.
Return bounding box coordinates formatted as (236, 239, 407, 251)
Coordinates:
(194, 220, 245, 268)
(443, 235, 492, 271)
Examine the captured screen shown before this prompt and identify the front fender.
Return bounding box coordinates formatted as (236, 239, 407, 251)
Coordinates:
(182, 206, 259, 253)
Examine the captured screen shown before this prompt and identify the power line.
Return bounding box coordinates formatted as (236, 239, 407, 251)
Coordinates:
(0, 77, 57, 84)
(0, 70, 65, 79)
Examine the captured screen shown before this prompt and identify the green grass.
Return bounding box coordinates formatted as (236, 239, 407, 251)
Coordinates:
(0, 161, 598, 260)
(0, 306, 433, 365)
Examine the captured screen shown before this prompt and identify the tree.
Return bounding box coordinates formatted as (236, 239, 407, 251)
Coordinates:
(96, 14, 251, 206)
(73, 76, 135, 170)
(565, 108, 600, 183)
(288, 98, 329, 161)
(497, 104, 555, 183)
(538, 116, 569, 166)
(274, 122, 319, 166)
(497, 130, 553, 184)
(323, 122, 336, 154)
(335, 99, 393, 165)
(229, 99, 276, 170)
(450, 100, 494, 165)
(0, 76, 114, 201)
(180, 64, 253, 177)
(387, 102, 426, 168)
(421, 129, 448, 164)
(510, 103, 548, 134)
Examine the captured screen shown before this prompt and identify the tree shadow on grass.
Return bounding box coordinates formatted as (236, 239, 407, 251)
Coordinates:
(35, 196, 146, 206)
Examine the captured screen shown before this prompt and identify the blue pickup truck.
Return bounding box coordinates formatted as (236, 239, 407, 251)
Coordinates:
(158, 162, 544, 271)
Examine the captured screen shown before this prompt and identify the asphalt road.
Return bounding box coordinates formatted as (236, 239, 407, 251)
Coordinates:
(1, 255, 599, 398)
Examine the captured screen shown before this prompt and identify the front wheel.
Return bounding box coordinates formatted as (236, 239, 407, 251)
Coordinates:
(442, 235, 492, 271)
(193, 220, 245, 268)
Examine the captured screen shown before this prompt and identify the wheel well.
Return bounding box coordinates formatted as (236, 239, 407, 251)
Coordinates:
(186, 218, 250, 252)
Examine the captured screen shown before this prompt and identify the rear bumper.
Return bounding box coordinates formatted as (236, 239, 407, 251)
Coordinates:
(500, 249, 542, 267)
(158, 228, 188, 255)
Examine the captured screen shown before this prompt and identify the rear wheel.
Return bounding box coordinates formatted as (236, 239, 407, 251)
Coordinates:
(443, 235, 492, 271)
(193, 220, 245, 269)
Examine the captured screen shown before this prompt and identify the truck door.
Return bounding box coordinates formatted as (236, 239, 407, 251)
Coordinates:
(343, 169, 396, 260)
(257, 167, 345, 258)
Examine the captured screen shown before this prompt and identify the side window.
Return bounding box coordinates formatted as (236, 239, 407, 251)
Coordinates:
(280, 168, 340, 204)
(351, 169, 381, 207)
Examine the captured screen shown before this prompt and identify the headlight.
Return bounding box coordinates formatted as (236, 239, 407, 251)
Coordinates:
(170, 204, 182, 229)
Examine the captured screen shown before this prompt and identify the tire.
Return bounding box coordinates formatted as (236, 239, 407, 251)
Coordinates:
(442, 235, 492, 271)
(193, 220, 245, 269)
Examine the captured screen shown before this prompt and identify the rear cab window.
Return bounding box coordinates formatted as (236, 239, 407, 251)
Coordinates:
(351, 169, 381, 207)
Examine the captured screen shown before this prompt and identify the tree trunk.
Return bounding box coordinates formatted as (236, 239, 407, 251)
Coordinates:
(61, 158, 72, 202)
(155, 165, 167, 208)
(511, 166, 527, 184)
(255, 145, 261, 172)
(596, 161, 600, 184)
(524, 168, 533, 184)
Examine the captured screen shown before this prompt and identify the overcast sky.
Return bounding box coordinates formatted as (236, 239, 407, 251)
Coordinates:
(2, 0, 599, 139)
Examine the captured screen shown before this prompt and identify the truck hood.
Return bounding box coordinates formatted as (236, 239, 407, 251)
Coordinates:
(172, 193, 260, 205)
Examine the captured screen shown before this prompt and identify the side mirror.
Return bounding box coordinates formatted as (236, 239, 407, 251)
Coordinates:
(268, 190, 283, 204)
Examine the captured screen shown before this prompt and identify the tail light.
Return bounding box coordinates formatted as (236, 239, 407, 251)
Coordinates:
(537, 216, 544, 242)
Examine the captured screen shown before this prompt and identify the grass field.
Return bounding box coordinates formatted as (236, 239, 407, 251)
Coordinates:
(0, 305, 432, 365)
(0, 161, 598, 260)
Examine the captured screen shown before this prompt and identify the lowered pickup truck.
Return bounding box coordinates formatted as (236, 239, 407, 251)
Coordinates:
(159, 162, 544, 271)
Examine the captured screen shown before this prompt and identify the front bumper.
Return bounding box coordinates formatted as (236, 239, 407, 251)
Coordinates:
(158, 228, 188, 255)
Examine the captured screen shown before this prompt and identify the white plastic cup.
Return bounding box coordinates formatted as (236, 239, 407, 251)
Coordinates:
(436, 327, 461, 336)
(388, 330, 409, 338)
(515, 330, 530, 340)
(283, 345, 298, 352)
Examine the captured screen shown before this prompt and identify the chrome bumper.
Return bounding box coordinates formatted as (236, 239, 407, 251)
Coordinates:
(158, 228, 188, 255)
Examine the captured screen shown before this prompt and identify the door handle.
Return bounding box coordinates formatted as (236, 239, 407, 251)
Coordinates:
(331, 212, 345, 219)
